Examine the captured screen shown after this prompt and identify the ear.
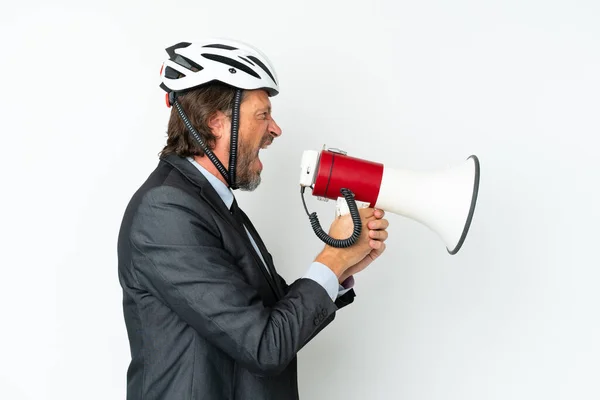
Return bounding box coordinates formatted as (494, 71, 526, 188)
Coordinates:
(207, 110, 229, 138)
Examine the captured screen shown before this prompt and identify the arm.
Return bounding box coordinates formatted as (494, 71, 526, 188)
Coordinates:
(302, 262, 356, 308)
(129, 186, 338, 377)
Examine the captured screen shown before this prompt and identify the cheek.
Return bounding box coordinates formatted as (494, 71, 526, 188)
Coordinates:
(239, 119, 268, 147)
(250, 123, 268, 144)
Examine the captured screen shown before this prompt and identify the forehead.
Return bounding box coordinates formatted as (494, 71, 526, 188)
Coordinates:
(242, 89, 271, 110)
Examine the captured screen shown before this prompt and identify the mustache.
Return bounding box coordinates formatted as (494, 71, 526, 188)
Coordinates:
(261, 135, 274, 147)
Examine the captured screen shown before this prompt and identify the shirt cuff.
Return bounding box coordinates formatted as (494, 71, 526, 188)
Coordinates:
(303, 262, 340, 301)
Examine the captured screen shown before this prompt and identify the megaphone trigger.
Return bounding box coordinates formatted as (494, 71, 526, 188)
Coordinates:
(300, 186, 363, 248)
(336, 197, 371, 218)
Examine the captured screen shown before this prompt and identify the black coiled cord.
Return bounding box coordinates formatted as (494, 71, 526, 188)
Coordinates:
(173, 98, 230, 183)
(172, 89, 243, 189)
(228, 90, 242, 190)
(301, 187, 362, 248)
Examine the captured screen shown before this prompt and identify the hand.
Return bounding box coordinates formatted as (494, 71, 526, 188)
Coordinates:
(338, 209, 389, 284)
(314, 207, 384, 279)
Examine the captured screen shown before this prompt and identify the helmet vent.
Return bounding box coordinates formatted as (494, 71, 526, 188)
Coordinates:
(239, 56, 255, 66)
(165, 66, 185, 79)
(203, 44, 238, 50)
(173, 55, 203, 72)
(201, 53, 260, 79)
(247, 56, 276, 84)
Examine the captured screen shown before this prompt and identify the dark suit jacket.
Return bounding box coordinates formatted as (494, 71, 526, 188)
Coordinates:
(117, 154, 355, 399)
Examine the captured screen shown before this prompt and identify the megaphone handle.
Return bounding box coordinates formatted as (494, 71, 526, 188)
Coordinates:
(301, 187, 362, 248)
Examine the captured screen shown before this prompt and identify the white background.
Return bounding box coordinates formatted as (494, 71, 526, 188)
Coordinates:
(1, 0, 599, 399)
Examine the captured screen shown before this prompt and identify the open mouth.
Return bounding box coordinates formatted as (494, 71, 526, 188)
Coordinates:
(258, 136, 273, 156)
(255, 137, 273, 169)
(260, 137, 273, 150)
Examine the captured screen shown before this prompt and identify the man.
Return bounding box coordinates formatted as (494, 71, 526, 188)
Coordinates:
(117, 39, 390, 399)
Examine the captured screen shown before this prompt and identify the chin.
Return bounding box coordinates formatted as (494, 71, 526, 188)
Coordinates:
(239, 180, 261, 192)
(236, 171, 262, 191)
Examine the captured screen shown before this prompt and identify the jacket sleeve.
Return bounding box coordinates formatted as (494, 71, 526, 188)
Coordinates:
(128, 186, 339, 377)
(273, 273, 355, 350)
(275, 271, 356, 310)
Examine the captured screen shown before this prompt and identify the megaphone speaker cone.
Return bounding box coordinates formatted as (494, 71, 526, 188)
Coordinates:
(374, 155, 480, 254)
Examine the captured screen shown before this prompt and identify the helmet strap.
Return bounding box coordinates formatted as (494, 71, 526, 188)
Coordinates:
(227, 89, 243, 190)
(172, 93, 232, 186)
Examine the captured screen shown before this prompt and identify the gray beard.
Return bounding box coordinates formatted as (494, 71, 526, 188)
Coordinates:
(232, 143, 261, 191)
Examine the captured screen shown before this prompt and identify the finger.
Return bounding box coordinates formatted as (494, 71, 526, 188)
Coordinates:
(374, 242, 386, 256)
(369, 229, 388, 241)
(368, 219, 389, 230)
(369, 242, 386, 258)
(369, 239, 383, 250)
(374, 209, 385, 219)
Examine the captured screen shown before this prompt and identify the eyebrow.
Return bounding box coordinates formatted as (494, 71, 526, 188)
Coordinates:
(256, 106, 272, 113)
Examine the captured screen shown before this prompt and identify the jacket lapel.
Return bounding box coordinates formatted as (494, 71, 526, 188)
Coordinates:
(238, 209, 285, 298)
(160, 155, 283, 300)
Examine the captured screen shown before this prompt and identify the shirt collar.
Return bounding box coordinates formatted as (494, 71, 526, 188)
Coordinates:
(186, 156, 234, 209)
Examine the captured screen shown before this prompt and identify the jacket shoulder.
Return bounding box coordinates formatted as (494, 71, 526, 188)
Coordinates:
(118, 159, 218, 250)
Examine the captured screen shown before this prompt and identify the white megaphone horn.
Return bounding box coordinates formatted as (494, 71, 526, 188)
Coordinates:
(298, 146, 480, 255)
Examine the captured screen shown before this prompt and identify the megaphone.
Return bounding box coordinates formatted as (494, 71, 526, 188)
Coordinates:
(298, 146, 480, 254)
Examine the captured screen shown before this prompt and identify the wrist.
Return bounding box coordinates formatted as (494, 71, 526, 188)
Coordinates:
(314, 249, 346, 278)
(338, 270, 349, 284)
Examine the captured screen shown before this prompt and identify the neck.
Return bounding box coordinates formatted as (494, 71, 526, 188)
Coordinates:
(193, 153, 230, 187)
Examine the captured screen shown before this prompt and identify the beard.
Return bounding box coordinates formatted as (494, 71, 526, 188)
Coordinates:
(232, 134, 271, 191)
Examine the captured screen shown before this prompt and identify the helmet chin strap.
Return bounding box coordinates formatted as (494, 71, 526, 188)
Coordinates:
(171, 89, 243, 190)
(228, 89, 242, 190)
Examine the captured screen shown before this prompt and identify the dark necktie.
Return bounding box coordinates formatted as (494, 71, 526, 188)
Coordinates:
(229, 197, 246, 229)
(230, 197, 267, 267)
(230, 197, 285, 298)
(230, 197, 278, 278)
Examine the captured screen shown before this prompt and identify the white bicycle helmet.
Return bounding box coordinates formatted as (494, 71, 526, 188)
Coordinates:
(159, 38, 279, 97)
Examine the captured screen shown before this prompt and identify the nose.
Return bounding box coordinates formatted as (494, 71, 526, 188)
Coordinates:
(269, 117, 282, 137)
